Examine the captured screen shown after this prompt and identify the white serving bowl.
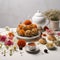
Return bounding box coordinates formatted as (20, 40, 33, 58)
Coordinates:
(15, 32, 40, 41)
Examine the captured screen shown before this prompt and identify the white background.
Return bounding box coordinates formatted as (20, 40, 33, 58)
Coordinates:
(0, 0, 60, 27)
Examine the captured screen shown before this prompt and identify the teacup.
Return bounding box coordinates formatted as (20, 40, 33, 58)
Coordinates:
(27, 42, 36, 51)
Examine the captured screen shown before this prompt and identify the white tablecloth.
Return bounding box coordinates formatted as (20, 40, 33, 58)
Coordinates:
(0, 28, 60, 60)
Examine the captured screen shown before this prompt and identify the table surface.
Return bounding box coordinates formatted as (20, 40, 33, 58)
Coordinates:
(0, 28, 60, 60)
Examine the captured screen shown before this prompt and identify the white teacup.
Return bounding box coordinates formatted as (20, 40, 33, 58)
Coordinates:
(27, 42, 36, 51)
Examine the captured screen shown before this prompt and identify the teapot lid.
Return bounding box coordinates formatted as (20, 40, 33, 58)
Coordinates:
(34, 10, 43, 17)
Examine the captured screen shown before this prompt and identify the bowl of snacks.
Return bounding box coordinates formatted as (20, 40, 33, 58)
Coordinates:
(16, 20, 40, 40)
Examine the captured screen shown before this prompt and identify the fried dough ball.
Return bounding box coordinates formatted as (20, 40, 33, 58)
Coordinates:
(17, 24, 27, 30)
(39, 38, 47, 45)
(19, 24, 26, 29)
(24, 24, 37, 30)
(18, 24, 24, 29)
(24, 20, 32, 25)
(21, 25, 27, 31)
(26, 25, 32, 30)
(32, 24, 37, 28)
(17, 29, 25, 36)
(32, 28, 38, 36)
(30, 24, 37, 29)
(48, 35, 56, 41)
(25, 30, 32, 37)
(8, 32, 14, 37)
(16, 24, 23, 33)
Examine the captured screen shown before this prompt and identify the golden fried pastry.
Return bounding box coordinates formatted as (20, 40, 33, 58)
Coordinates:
(32, 28, 38, 36)
(18, 24, 24, 29)
(8, 32, 14, 37)
(25, 30, 32, 37)
(31, 24, 37, 28)
(26, 25, 32, 30)
(22, 25, 27, 31)
(24, 20, 32, 25)
(20, 24, 27, 30)
(17, 29, 25, 36)
(16, 24, 24, 34)
(39, 38, 47, 45)
(47, 35, 56, 41)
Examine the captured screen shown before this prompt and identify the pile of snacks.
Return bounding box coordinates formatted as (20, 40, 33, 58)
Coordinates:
(16, 20, 39, 37)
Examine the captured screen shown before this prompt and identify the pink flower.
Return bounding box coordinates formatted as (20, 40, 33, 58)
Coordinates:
(0, 35, 2, 40)
(5, 40, 13, 46)
(0, 35, 7, 42)
(46, 29, 54, 35)
(57, 33, 60, 36)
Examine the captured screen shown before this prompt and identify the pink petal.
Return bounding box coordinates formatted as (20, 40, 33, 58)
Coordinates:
(57, 33, 60, 36)
(5, 40, 13, 46)
(0, 35, 7, 42)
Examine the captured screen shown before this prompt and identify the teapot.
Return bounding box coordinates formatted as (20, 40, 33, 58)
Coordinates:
(32, 10, 49, 28)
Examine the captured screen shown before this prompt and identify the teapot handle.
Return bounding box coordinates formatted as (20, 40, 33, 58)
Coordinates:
(42, 20, 50, 28)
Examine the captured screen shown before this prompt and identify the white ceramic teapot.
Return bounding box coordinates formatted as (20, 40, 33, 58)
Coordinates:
(32, 10, 49, 28)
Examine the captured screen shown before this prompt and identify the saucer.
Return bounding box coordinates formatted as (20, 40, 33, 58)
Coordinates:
(25, 46, 40, 54)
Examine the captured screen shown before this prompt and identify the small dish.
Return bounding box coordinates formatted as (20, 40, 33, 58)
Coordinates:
(25, 46, 40, 54)
(46, 43, 56, 50)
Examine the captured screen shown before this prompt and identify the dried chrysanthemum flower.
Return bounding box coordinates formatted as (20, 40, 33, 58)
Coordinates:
(44, 9, 60, 21)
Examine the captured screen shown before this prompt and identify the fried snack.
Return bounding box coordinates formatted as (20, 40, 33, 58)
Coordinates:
(32, 28, 38, 36)
(16, 24, 24, 32)
(8, 32, 14, 37)
(26, 25, 32, 30)
(39, 38, 47, 45)
(17, 29, 25, 36)
(47, 35, 56, 41)
(25, 30, 32, 37)
(31, 24, 37, 28)
(24, 20, 32, 25)
(18, 24, 24, 29)
(19, 24, 27, 30)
